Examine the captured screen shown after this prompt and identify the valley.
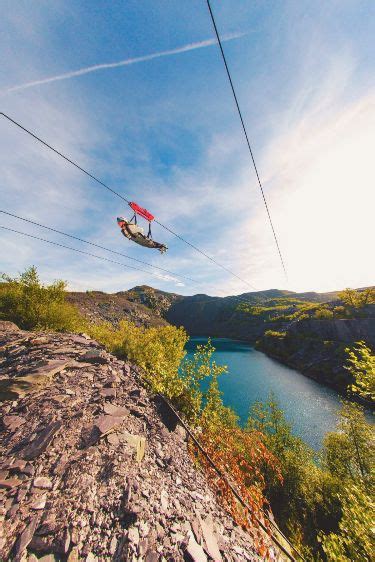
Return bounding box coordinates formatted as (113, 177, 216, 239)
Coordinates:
(67, 285, 375, 400)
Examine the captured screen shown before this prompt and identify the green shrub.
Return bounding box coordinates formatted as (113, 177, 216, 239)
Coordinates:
(296, 313, 309, 322)
(88, 319, 188, 399)
(333, 305, 346, 317)
(345, 342, 375, 404)
(264, 329, 286, 338)
(0, 266, 86, 332)
(314, 308, 334, 319)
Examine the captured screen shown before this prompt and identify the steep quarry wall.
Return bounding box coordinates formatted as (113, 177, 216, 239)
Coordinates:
(287, 316, 375, 347)
(257, 310, 375, 396)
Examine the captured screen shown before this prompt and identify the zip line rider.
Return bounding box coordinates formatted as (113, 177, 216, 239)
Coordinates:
(117, 202, 167, 254)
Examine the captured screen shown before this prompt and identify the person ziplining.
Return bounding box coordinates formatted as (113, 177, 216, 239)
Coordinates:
(117, 202, 168, 254)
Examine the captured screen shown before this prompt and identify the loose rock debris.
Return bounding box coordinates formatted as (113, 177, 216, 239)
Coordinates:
(0, 323, 263, 561)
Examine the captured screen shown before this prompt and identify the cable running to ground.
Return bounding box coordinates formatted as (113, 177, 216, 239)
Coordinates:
(0, 111, 256, 290)
(205, 0, 288, 280)
(160, 392, 303, 561)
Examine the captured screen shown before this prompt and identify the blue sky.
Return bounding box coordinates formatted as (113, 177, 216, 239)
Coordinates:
(1, 0, 374, 295)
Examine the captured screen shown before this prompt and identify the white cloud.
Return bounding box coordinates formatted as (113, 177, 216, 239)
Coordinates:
(217, 60, 375, 293)
(2, 33, 246, 95)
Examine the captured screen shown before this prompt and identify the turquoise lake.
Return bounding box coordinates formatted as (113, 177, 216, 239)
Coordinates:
(185, 337, 343, 450)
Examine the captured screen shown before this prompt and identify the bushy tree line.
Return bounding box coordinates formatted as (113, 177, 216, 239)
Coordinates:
(249, 398, 374, 560)
(238, 287, 375, 323)
(338, 287, 375, 309)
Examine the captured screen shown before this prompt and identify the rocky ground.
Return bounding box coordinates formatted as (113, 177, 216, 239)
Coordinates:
(0, 322, 269, 562)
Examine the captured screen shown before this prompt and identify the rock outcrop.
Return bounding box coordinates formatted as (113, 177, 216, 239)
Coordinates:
(287, 315, 375, 347)
(67, 292, 169, 329)
(0, 324, 264, 561)
(256, 307, 375, 397)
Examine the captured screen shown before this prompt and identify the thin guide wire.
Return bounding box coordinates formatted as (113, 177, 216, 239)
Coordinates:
(205, 0, 288, 280)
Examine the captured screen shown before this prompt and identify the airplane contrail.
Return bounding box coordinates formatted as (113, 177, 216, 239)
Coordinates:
(3, 32, 246, 95)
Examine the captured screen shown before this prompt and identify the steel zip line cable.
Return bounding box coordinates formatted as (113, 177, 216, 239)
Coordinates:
(0, 111, 256, 291)
(0, 209, 200, 287)
(0, 225, 178, 279)
(0, 218, 258, 305)
(205, 0, 288, 280)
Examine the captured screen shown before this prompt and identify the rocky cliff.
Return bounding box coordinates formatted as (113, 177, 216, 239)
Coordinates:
(256, 307, 375, 396)
(0, 322, 266, 562)
(165, 290, 340, 342)
(67, 286, 182, 329)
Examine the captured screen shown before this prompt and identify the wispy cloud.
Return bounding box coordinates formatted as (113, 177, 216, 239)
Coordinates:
(2, 32, 246, 95)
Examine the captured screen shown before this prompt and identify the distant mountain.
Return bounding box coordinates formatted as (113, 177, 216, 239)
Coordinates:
(164, 288, 341, 340)
(67, 284, 343, 339)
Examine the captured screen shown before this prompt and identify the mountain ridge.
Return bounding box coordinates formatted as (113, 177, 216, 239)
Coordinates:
(67, 284, 351, 331)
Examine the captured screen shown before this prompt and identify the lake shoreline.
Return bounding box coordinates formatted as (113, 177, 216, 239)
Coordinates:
(185, 336, 344, 450)
(187, 332, 373, 410)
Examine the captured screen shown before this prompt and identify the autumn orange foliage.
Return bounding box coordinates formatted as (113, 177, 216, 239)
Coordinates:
(190, 424, 283, 556)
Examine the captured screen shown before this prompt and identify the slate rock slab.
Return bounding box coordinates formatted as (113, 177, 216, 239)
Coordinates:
(3, 415, 26, 432)
(29, 359, 71, 378)
(185, 530, 208, 562)
(18, 421, 62, 460)
(199, 515, 222, 561)
(100, 388, 116, 398)
(79, 350, 108, 364)
(13, 516, 38, 561)
(0, 320, 20, 332)
(94, 415, 123, 436)
(0, 478, 23, 489)
(103, 403, 127, 417)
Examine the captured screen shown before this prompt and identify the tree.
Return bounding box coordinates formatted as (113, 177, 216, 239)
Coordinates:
(320, 485, 374, 561)
(246, 398, 324, 548)
(178, 339, 228, 424)
(322, 402, 374, 486)
(200, 369, 238, 430)
(345, 342, 375, 404)
(0, 266, 85, 332)
(338, 287, 375, 309)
